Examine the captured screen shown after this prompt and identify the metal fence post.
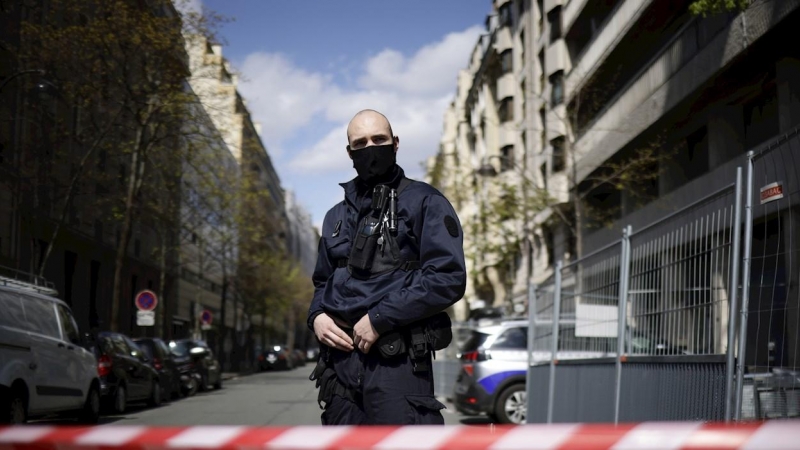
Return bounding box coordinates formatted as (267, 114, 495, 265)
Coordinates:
(614, 225, 632, 424)
(724, 167, 744, 421)
(735, 154, 755, 420)
(547, 260, 563, 424)
(525, 282, 537, 424)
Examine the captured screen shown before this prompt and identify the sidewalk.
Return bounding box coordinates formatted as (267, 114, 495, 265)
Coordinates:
(221, 369, 257, 381)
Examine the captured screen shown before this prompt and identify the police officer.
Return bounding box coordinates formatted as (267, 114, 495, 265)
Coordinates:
(307, 109, 467, 425)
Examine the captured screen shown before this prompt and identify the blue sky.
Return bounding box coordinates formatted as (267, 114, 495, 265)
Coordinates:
(196, 1, 491, 229)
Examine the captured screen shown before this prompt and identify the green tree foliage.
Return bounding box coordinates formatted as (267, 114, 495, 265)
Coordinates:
(689, 0, 750, 16)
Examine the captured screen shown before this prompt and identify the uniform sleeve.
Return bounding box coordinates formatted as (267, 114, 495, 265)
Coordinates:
(367, 193, 467, 334)
(307, 213, 334, 331)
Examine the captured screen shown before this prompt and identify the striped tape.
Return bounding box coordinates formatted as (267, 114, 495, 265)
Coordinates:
(0, 421, 797, 450)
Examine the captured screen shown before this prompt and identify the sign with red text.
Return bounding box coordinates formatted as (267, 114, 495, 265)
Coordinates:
(760, 182, 784, 205)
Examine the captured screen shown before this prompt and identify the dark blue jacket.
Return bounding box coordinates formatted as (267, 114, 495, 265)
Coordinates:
(307, 166, 466, 335)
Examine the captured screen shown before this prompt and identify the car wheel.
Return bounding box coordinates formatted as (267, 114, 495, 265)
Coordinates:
(112, 384, 127, 414)
(187, 376, 199, 397)
(78, 386, 100, 424)
(148, 381, 162, 407)
(1, 386, 27, 424)
(495, 384, 526, 425)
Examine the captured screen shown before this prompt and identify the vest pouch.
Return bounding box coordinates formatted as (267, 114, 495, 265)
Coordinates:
(348, 215, 381, 272)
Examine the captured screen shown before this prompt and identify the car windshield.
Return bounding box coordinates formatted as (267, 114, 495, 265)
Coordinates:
(136, 340, 155, 359)
(460, 330, 491, 353)
(170, 340, 192, 357)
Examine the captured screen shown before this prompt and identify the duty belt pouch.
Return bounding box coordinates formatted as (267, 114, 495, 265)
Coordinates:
(376, 330, 406, 358)
(425, 311, 453, 351)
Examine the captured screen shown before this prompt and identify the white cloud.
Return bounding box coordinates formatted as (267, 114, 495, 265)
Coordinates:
(174, 0, 203, 16)
(359, 26, 484, 96)
(237, 53, 336, 143)
(236, 25, 483, 222)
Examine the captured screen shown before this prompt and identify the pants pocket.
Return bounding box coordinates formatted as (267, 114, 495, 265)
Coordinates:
(405, 395, 446, 425)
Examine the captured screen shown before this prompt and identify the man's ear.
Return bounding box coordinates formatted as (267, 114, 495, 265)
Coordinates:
(393, 136, 400, 153)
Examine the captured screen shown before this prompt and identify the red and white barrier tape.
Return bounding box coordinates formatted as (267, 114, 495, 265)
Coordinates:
(0, 421, 798, 450)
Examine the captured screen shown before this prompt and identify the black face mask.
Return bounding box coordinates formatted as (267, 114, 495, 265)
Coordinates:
(351, 143, 396, 184)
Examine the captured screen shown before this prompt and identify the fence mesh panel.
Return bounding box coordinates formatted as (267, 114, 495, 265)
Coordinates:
(741, 129, 800, 419)
(626, 187, 738, 357)
(558, 243, 622, 358)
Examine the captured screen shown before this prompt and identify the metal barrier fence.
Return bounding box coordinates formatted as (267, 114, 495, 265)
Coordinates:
(737, 129, 800, 420)
(525, 127, 800, 423)
(526, 168, 743, 423)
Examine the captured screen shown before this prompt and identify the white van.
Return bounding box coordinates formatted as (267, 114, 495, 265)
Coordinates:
(0, 282, 100, 423)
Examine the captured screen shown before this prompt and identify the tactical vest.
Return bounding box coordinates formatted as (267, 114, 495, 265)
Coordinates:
(338, 178, 418, 280)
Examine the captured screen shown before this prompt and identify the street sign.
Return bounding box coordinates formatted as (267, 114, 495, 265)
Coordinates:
(137, 310, 155, 326)
(200, 309, 212, 330)
(135, 290, 158, 312)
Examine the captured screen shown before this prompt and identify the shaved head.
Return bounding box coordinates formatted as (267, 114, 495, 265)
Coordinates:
(346, 109, 398, 152)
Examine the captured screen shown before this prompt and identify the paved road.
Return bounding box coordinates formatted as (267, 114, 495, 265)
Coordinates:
(36, 368, 490, 426)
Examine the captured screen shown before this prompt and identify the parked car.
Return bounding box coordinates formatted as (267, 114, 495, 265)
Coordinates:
(290, 349, 307, 368)
(453, 320, 529, 424)
(258, 346, 294, 371)
(0, 283, 101, 424)
(169, 339, 222, 391)
(90, 332, 161, 413)
(134, 337, 181, 401)
(306, 347, 320, 362)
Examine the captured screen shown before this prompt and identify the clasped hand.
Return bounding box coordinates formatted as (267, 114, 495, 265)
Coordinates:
(313, 313, 379, 353)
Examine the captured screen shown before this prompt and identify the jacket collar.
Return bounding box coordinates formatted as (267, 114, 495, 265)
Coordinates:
(339, 165, 405, 207)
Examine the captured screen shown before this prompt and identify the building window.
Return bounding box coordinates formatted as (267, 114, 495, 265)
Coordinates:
(520, 30, 526, 68)
(520, 80, 527, 119)
(538, 50, 546, 93)
(539, 107, 547, 150)
(500, 145, 515, 172)
(548, 6, 562, 42)
(540, 162, 548, 188)
(537, 0, 544, 31)
(743, 84, 778, 149)
(94, 219, 103, 240)
(499, 2, 512, 27)
(469, 132, 477, 154)
(550, 71, 564, 106)
(551, 136, 565, 172)
(498, 97, 515, 123)
(500, 49, 513, 74)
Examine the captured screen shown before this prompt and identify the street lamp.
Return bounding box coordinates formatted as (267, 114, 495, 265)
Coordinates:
(0, 69, 46, 93)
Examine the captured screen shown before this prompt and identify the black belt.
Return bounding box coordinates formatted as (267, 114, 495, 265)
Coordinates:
(336, 259, 420, 270)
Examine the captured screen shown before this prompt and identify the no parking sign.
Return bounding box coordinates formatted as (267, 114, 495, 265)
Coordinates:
(135, 290, 157, 327)
(200, 309, 213, 330)
(135, 290, 158, 311)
